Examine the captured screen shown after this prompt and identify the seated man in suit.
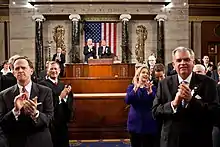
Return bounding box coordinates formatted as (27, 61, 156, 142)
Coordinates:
(83, 39, 96, 63)
(52, 48, 65, 77)
(98, 40, 111, 58)
(39, 61, 73, 147)
(152, 47, 218, 147)
(0, 56, 53, 147)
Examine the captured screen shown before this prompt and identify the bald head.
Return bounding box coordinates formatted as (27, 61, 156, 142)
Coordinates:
(193, 64, 206, 75)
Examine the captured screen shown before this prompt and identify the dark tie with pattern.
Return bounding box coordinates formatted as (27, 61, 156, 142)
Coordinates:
(181, 81, 189, 107)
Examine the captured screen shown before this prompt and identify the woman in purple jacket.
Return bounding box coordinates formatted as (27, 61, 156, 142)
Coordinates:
(125, 66, 158, 147)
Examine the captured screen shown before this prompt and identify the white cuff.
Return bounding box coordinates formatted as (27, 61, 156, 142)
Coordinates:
(171, 103, 177, 113)
(59, 96, 68, 104)
(12, 108, 20, 121)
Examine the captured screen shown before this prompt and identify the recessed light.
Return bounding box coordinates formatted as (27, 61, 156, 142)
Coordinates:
(12, 1, 16, 4)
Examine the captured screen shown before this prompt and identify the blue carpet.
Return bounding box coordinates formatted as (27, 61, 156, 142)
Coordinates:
(70, 140, 131, 147)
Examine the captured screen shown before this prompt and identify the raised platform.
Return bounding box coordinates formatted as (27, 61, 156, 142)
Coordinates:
(67, 93, 129, 140)
(62, 63, 134, 140)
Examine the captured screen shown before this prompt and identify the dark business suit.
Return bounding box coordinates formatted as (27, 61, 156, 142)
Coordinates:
(0, 127, 7, 147)
(0, 83, 54, 147)
(0, 73, 17, 92)
(83, 45, 96, 63)
(98, 46, 111, 58)
(213, 84, 220, 147)
(152, 73, 218, 147)
(52, 53, 65, 77)
(211, 70, 219, 83)
(40, 79, 73, 147)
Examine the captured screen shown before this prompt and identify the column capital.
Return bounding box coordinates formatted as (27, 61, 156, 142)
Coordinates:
(155, 14, 168, 21)
(119, 14, 131, 21)
(69, 14, 81, 21)
(32, 15, 45, 22)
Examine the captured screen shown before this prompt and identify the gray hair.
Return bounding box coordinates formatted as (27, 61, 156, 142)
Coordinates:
(172, 46, 195, 59)
(8, 54, 20, 65)
(217, 65, 220, 71)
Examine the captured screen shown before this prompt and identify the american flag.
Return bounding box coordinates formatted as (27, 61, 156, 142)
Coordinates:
(84, 22, 117, 55)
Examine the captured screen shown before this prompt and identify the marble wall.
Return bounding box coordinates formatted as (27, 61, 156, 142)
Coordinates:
(9, 0, 189, 66)
(0, 23, 5, 63)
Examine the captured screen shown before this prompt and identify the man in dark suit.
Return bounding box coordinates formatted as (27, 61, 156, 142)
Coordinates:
(98, 40, 111, 58)
(167, 62, 177, 76)
(83, 39, 96, 63)
(202, 55, 216, 77)
(0, 56, 54, 147)
(52, 48, 65, 77)
(152, 47, 218, 147)
(40, 61, 73, 147)
(0, 55, 19, 91)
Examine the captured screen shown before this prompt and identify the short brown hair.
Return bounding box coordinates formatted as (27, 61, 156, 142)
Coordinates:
(48, 61, 60, 68)
(12, 56, 34, 69)
(153, 63, 165, 72)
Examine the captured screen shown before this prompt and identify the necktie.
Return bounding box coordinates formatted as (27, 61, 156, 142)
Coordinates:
(21, 87, 28, 100)
(181, 81, 188, 107)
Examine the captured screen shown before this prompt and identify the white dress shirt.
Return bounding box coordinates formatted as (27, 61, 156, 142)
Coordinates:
(12, 81, 40, 120)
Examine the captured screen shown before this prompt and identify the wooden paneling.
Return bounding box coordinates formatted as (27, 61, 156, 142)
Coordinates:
(65, 63, 135, 78)
(68, 94, 129, 140)
(88, 65, 112, 77)
(189, 0, 220, 4)
(201, 21, 220, 55)
(61, 77, 132, 93)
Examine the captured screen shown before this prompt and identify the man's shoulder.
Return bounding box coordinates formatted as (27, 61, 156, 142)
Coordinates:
(195, 73, 215, 84)
(35, 82, 52, 92)
(0, 85, 16, 97)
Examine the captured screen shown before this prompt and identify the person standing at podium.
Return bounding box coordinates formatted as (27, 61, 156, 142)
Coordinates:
(83, 39, 96, 63)
(98, 40, 112, 58)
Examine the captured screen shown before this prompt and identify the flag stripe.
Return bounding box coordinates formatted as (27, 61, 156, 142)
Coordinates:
(109, 23, 112, 52)
(114, 23, 117, 55)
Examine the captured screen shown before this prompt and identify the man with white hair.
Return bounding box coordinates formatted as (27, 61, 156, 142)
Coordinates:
(193, 64, 206, 75)
(153, 46, 218, 147)
(83, 39, 96, 63)
(148, 55, 157, 80)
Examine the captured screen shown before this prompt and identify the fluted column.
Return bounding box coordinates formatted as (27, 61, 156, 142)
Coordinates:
(155, 14, 167, 64)
(69, 14, 81, 63)
(120, 14, 131, 63)
(32, 15, 45, 76)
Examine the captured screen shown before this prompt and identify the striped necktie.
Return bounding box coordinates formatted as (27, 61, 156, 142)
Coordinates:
(181, 81, 188, 107)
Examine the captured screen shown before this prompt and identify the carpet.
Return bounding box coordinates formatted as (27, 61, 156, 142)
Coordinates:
(69, 139, 131, 147)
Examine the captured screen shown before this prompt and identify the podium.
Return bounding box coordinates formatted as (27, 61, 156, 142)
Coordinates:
(88, 58, 113, 65)
(65, 59, 135, 78)
(62, 60, 135, 140)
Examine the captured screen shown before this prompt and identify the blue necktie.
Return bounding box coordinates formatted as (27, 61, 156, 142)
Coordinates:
(181, 81, 188, 107)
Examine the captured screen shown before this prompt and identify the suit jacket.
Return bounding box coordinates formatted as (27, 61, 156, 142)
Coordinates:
(152, 73, 218, 147)
(39, 79, 73, 147)
(125, 84, 158, 135)
(98, 46, 111, 58)
(0, 82, 54, 147)
(52, 53, 65, 71)
(83, 45, 96, 63)
(0, 73, 17, 91)
(39, 79, 74, 125)
(211, 70, 219, 83)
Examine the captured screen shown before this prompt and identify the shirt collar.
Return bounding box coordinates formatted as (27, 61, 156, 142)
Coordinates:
(48, 77, 58, 84)
(178, 72, 193, 84)
(17, 81, 32, 97)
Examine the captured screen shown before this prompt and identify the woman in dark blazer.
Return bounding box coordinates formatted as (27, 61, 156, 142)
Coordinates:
(125, 66, 158, 147)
